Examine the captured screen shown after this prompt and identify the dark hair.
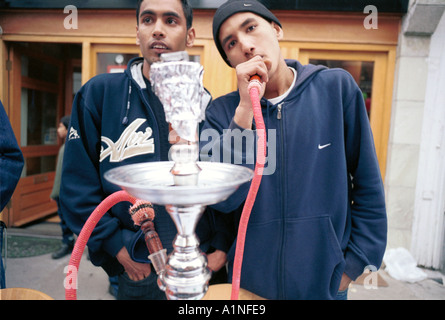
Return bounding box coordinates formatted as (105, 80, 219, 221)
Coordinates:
(136, 0, 193, 30)
(60, 115, 71, 129)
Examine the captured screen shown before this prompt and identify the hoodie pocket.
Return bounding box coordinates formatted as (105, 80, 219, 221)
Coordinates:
(227, 219, 283, 299)
(283, 215, 345, 299)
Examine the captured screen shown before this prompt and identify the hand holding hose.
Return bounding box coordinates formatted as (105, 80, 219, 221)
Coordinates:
(234, 56, 270, 129)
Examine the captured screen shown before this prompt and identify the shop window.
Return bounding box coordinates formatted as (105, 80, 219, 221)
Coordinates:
(96, 52, 201, 75)
(21, 53, 59, 83)
(96, 53, 139, 74)
(23, 156, 57, 177)
(309, 59, 374, 118)
(20, 88, 58, 147)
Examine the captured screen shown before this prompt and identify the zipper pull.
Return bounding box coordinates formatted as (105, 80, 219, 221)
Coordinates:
(277, 103, 283, 120)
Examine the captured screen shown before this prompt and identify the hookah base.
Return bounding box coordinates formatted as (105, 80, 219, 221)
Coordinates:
(158, 262, 212, 300)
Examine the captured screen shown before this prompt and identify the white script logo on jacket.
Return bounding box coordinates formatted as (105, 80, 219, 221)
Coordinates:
(100, 118, 155, 162)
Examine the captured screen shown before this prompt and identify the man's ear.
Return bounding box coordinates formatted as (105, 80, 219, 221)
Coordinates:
(136, 25, 140, 46)
(271, 22, 283, 40)
(186, 27, 196, 48)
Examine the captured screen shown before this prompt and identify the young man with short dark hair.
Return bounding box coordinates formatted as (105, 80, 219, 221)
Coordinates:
(61, 0, 229, 300)
(201, 0, 387, 300)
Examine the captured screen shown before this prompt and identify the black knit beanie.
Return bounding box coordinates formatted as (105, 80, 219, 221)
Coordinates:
(212, 0, 282, 66)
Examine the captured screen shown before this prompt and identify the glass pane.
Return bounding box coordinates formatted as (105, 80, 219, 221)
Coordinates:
(21, 55, 59, 83)
(72, 66, 82, 104)
(97, 53, 139, 74)
(309, 59, 374, 118)
(23, 156, 57, 177)
(21, 88, 58, 146)
(189, 55, 200, 63)
(73, 67, 82, 94)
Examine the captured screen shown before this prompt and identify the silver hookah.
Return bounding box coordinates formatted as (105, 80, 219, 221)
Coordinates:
(105, 51, 253, 300)
(150, 51, 209, 299)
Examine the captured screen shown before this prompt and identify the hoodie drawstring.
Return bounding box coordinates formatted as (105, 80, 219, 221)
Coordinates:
(122, 82, 132, 125)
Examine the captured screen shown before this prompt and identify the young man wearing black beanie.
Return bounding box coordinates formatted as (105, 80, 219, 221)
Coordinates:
(200, 0, 387, 300)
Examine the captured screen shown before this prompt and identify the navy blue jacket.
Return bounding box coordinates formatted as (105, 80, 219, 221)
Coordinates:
(60, 58, 228, 276)
(200, 60, 387, 299)
(0, 100, 24, 212)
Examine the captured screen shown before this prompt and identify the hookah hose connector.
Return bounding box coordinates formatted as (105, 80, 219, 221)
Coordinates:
(129, 200, 167, 275)
(231, 75, 266, 300)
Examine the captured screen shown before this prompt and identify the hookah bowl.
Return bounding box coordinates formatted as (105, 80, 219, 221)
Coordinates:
(104, 52, 253, 300)
(105, 161, 252, 300)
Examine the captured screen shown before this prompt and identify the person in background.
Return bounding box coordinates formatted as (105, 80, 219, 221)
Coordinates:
(0, 100, 25, 288)
(51, 115, 75, 259)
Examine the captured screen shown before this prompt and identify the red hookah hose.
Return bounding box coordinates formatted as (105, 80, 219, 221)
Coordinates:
(231, 75, 266, 300)
(65, 190, 137, 300)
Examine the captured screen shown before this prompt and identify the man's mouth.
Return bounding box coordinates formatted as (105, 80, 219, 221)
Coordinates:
(150, 42, 170, 52)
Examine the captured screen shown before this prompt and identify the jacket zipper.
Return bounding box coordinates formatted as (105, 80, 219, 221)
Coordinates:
(277, 104, 282, 120)
(277, 102, 286, 299)
(138, 83, 162, 161)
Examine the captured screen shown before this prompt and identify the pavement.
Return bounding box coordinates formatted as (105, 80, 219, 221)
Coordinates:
(2, 218, 445, 300)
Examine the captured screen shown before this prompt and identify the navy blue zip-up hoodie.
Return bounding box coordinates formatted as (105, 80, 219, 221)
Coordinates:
(200, 60, 387, 299)
(60, 57, 221, 276)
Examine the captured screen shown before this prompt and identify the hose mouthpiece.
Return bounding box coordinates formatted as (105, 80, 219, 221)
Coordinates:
(248, 75, 262, 93)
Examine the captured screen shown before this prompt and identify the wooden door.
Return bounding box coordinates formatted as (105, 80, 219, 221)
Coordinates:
(7, 43, 64, 226)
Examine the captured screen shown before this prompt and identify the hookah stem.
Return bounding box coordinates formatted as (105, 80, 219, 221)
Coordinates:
(231, 75, 266, 300)
(65, 190, 137, 300)
(141, 220, 163, 254)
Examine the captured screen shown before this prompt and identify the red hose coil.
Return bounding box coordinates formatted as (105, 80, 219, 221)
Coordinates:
(231, 76, 266, 300)
(65, 190, 137, 300)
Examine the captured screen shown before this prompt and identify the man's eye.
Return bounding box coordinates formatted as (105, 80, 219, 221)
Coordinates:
(143, 17, 152, 24)
(167, 18, 177, 24)
(247, 25, 256, 32)
(228, 40, 236, 50)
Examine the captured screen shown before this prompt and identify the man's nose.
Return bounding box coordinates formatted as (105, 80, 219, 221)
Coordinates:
(239, 37, 255, 59)
(152, 20, 165, 38)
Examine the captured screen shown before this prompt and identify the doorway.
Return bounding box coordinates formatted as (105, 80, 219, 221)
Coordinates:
(4, 42, 81, 227)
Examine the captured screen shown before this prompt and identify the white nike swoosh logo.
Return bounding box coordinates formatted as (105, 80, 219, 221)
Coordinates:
(244, 3, 253, 6)
(318, 143, 331, 150)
